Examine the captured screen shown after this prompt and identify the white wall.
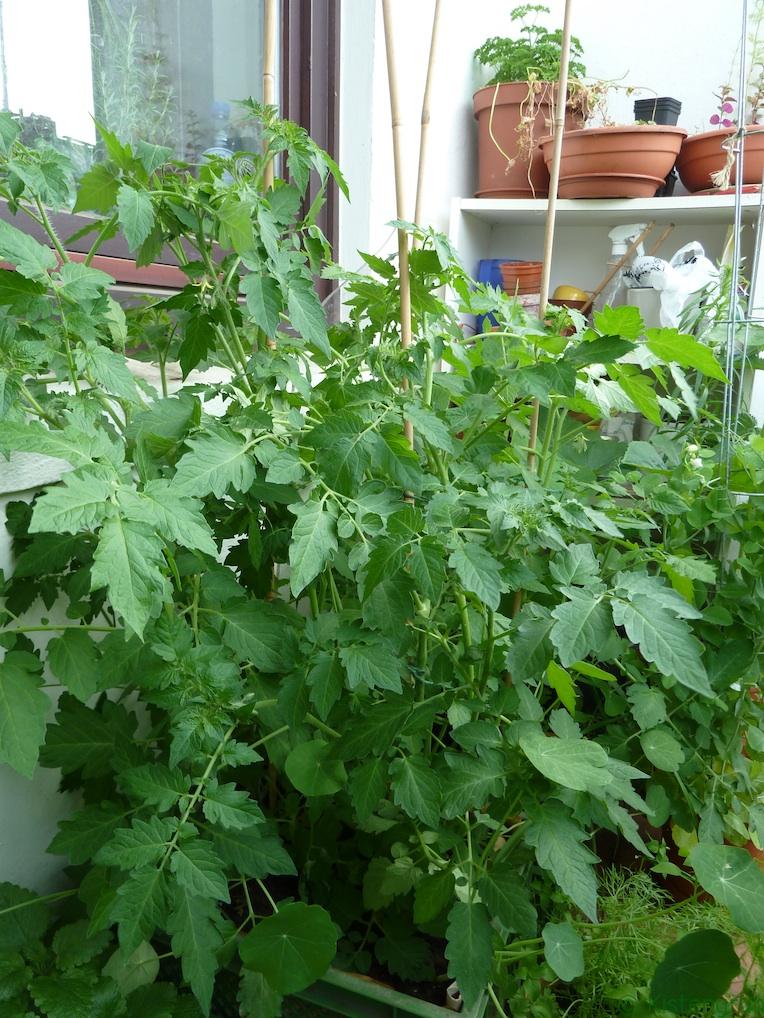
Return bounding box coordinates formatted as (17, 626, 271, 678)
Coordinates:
(339, 0, 745, 262)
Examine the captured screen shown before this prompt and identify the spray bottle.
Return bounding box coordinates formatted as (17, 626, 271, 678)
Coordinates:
(596, 223, 648, 312)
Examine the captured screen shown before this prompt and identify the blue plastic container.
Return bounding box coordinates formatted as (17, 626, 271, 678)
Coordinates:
(476, 258, 519, 333)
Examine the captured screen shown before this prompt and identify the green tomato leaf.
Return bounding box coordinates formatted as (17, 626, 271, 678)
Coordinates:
(0, 655, 49, 778)
(524, 802, 599, 921)
(519, 733, 612, 793)
(646, 327, 727, 382)
(389, 756, 441, 829)
(545, 661, 577, 714)
(212, 828, 295, 879)
(339, 644, 403, 693)
(74, 163, 120, 213)
(29, 469, 113, 535)
(239, 902, 337, 995)
(444, 902, 492, 1010)
(167, 884, 222, 1016)
(414, 871, 455, 925)
(477, 863, 537, 939)
(201, 780, 264, 830)
(219, 599, 299, 674)
(348, 757, 389, 822)
(47, 629, 100, 702)
(286, 274, 330, 357)
(91, 517, 170, 638)
(448, 541, 505, 610)
(550, 592, 610, 667)
(118, 481, 218, 558)
(113, 868, 168, 954)
(241, 273, 282, 338)
(174, 430, 256, 498)
(95, 816, 176, 870)
(0, 217, 57, 279)
(121, 764, 189, 813)
(288, 499, 338, 597)
(170, 839, 230, 902)
(611, 595, 711, 696)
(117, 184, 155, 251)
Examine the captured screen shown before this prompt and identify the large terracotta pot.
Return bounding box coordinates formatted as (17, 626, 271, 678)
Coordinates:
(539, 125, 687, 198)
(473, 81, 583, 198)
(676, 126, 764, 193)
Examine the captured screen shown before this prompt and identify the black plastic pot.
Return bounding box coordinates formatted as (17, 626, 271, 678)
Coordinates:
(634, 97, 682, 126)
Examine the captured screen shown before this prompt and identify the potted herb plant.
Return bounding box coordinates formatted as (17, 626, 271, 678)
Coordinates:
(473, 3, 590, 198)
(677, 0, 764, 193)
(0, 109, 763, 1018)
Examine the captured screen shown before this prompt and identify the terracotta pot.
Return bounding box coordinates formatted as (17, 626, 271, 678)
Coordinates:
(676, 126, 764, 193)
(500, 259, 542, 294)
(473, 82, 583, 198)
(539, 125, 687, 198)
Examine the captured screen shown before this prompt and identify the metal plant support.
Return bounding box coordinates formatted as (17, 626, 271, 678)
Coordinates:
(720, 0, 764, 494)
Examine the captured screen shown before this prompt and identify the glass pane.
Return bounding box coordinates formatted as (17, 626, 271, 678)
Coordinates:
(0, 0, 273, 172)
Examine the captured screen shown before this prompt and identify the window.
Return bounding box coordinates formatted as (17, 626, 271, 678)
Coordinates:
(0, 0, 270, 169)
(0, 0, 340, 287)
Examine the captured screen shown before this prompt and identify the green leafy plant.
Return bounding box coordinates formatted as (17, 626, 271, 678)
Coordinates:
(0, 104, 763, 1018)
(474, 5, 586, 86)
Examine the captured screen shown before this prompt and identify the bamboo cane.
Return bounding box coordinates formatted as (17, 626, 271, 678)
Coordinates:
(526, 0, 574, 472)
(413, 0, 442, 234)
(648, 223, 675, 255)
(262, 0, 277, 191)
(382, 0, 414, 453)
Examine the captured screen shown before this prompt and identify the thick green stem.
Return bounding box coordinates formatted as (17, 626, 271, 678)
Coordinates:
(160, 724, 236, 867)
(455, 590, 475, 686)
(34, 198, 69, 263)
(423, 349, 434, 407)
(0, 887, 77, 918)
(84, 213, 118, 266)
(481, 607, 495, 688)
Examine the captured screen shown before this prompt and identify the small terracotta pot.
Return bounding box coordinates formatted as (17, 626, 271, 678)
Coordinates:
(473, 82, 583, 198)
(500, 260, 542, 294)
(676, 126, 764, 193)
(539, 125, 687, 198)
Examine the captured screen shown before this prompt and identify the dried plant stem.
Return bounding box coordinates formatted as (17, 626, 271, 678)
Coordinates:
(528, 0, 575, 472)
(382, 0, 414, 454)
(413, 0, 442, 233)
(262, 0, 277, 191)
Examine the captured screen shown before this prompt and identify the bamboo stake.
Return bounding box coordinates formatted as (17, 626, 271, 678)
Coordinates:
(262, 0, 277, 191)
(413, 0, 442, 233)
(579, 221, 656, 315)
(648, 223, 675, 255)
(527, 0, 574, 472)
(382, 0, 414, 452)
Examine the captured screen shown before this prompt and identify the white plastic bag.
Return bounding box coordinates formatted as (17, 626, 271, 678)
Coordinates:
(625, 241, 719, 328)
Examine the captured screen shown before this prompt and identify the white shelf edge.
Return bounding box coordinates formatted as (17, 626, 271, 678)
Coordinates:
(455, 193, 764, 226)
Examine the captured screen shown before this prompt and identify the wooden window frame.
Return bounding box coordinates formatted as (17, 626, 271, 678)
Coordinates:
(0, 1, 341, 293)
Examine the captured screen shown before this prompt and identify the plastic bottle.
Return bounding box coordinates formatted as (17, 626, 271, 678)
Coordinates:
(596, 223, 648, 312)
(202, 101, 234, 161)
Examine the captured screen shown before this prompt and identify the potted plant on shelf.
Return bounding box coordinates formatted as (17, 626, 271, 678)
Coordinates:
(537, 84, 687, 198)
(677, 1, 764, 193)
(473, 3, 592, 198)
(0, 112, 763, 1018)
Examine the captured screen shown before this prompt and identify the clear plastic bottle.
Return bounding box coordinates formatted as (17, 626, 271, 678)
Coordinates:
(596, 223, 648, 312)
(202, 101, 234, 160)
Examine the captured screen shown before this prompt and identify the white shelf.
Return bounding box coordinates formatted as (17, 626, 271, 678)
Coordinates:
(456, 193, 764, 227)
